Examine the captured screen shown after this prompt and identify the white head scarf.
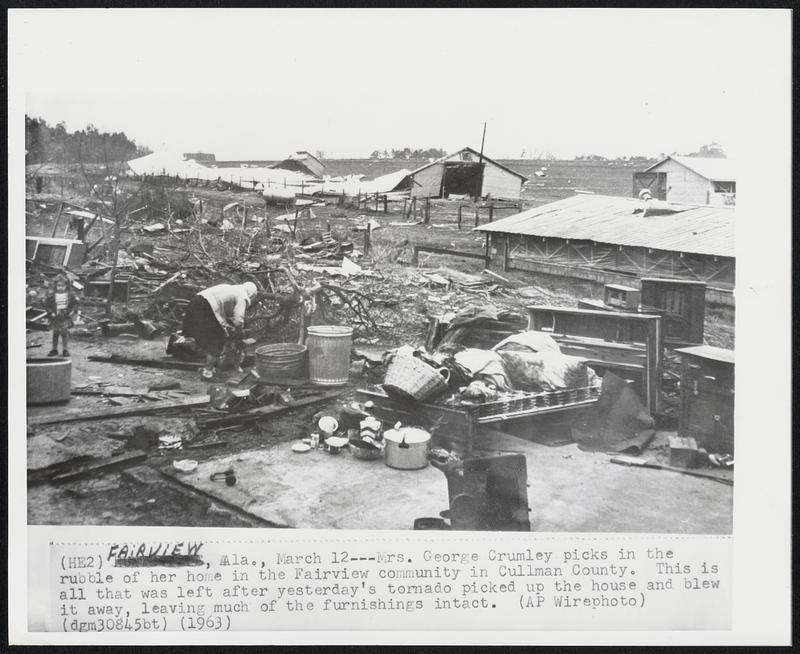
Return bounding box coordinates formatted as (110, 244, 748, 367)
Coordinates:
(242, 281, 258, 305)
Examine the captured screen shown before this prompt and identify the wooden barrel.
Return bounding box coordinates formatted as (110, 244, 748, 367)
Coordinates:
(27, 357, 72, 404)
(306, 326, 353, 386)
(255, 343, 308, 382)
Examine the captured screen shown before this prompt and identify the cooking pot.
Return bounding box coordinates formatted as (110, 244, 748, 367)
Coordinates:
(383, 424, 430, 470)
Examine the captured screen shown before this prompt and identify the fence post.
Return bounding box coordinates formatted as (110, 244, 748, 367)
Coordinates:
(457, 204, 462, 230)
(503, 235, 510, 272)
(383, 194, 388, 213)
(375, 192, 379, 212)
(50, 202, 64, 237)
(425, 197, 431, 224)
(489, 204, 494, 222)
(474, 206, 480, 227)
(402, 197, 407, 219)
(364, 222, 372, 255)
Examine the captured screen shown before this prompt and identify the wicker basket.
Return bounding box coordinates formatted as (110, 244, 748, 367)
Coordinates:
(383, 355, 449, 402)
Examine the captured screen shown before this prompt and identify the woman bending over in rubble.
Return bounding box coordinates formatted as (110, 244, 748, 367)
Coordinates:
(182, 281, 259, 380)
(46, 274, 77, 357)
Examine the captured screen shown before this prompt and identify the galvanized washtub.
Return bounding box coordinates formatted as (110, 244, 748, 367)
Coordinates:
(27, 357, 72, 404)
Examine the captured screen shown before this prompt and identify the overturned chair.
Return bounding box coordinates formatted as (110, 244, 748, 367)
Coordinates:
(430, 450, 530, 531)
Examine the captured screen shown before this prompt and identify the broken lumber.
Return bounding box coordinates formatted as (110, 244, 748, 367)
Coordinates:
(28, 394, 211, 426)
(49, 450, 148, 484)
(151, 271, 183, 295)
(412, 245, 490, 265)
(609, 455, 732, 486)
(185, 440, 229, 450)
(482, 269, 511, 284)
(71, 385, 150, 397)
(88, 354, 204, 370)
(196, 389, 342, 429)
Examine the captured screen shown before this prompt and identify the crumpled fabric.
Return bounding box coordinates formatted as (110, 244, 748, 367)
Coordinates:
(461, 380, 499, 402)
(448, 305, 500, 328)
(497, 350, 599, 392)
(493, 330, 561, 354)
(453, 349, 512, 391)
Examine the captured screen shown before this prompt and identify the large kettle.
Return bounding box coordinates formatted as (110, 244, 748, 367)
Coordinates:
(383, 423, 431, 470)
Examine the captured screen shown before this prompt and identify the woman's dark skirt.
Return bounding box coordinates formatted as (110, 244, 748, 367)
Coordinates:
(183, 295, 225, 357)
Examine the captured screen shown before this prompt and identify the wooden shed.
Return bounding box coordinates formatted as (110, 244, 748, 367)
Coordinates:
(476, 192, 735, 307)
(634, 155, 735, 206)
(408, 147, 527, 201)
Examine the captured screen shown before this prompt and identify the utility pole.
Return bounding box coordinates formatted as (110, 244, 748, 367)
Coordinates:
(476, 122, 487, 201)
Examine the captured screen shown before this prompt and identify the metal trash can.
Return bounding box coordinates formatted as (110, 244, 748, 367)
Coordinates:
(306, 325, 353, 386)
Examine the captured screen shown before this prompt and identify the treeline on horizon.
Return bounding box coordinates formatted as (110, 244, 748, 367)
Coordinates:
(25, 115, 152, 165)
(369, 147, 448, 160)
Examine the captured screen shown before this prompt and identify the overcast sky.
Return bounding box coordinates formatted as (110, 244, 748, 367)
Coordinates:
(10, 9, 787, 160)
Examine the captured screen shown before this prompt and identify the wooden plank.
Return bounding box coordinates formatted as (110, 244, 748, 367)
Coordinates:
(610, 455, 732, 486)
(71, 385, 150, 397)
(49, 450, 148, 484)
(413, 245, 490, 264)
(88, 354, 204, 370)
(196, 390, 343, 429)
(28, 394, 211, 426)
(50, 202, 64, 237)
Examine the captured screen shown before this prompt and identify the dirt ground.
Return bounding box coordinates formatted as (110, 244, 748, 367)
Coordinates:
(26, 331, 345, 527)
(26, 330, 732, 533)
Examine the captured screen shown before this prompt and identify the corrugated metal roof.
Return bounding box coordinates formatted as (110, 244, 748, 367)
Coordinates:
(644, 155, 735, 181)
(126, 151, 318, 188)
(409, 147, 528, 181)
(475, 193, 735, 257)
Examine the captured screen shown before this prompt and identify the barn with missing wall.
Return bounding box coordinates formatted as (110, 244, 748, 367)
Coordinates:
(408, 147, 527, 201)
(476, 192, 735, 306)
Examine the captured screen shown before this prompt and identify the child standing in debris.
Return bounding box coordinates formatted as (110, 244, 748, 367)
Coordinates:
(182, 281, 259, 379)
(45, 274, 77, 357)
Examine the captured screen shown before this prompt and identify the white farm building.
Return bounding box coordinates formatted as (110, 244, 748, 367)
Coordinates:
(635, 155, 735, 206)
(408, 147, 527, 201)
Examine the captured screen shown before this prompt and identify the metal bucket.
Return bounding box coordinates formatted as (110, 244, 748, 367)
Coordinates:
(255, 343, 308, 381)
(306, 325, 353, 386)
(27, 357, 72, 404)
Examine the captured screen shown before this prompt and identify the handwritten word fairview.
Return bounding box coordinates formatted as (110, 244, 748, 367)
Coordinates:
(107, 542, 204, 561)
